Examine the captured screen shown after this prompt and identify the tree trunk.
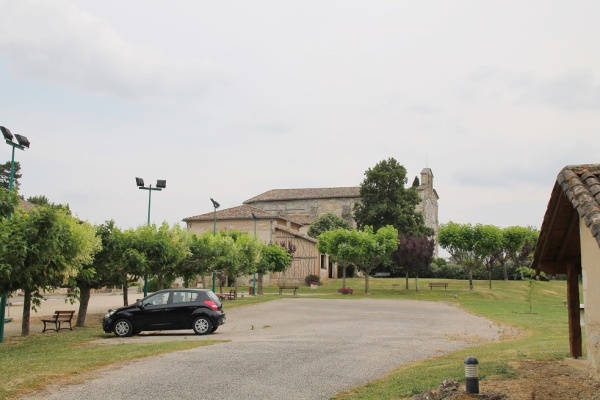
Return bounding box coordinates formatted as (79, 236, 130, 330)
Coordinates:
(488, 268, 492, 289)
(258, 273, 264, 295)
(21, 290, 31, 336)
(342, 264, 347, 288)
(122, 282, 129, 306)
(364, 272, 370, 294)
(414, 276, 419, 292)
(468, 268, 474, 290)
(157, 274, 164, 290)
(77, 286, 91, 327)
(502, 261, 508, 281)
(405, 270, 409, 289)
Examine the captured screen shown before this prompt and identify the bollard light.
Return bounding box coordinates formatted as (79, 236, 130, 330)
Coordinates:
(464, 356, 479, 394)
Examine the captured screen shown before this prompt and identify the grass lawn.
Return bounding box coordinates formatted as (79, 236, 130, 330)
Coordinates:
(0, 278, 575, 399)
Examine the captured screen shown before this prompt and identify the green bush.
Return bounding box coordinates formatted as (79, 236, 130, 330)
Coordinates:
(305, 274, 320, 286)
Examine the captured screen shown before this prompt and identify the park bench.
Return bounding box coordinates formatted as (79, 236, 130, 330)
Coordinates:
(428, 282, 449, 290)
(41, 310, 75, 333)
(278, 285, 299, 296)
(228, 289, 237, 300)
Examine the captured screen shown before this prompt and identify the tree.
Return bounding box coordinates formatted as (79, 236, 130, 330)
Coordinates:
(498, 226, 539, 280)
(0, 205, 95, 336)
(0, 187, 19, 219)
(71, 220, 121, 327)
(438, 222, 503, 290)
(0, 161, 21, 190)
(317, 228, 353, 289)
(256, 243, 292, 295)
(353, 157, 431, 236)
(392, 234, 435, 291)
(344, 225, 398, 294)
(307, 212, 351, 238)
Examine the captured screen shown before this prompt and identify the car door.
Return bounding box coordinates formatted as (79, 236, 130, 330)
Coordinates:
(135, 291, 173, 329)
(169, 290, 200, 329)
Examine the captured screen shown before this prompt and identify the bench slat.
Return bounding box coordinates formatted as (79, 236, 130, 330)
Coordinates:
(42, 310, 75, 333)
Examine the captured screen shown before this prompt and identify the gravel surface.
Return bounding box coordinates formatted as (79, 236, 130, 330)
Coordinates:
(17, 297, 505, 400)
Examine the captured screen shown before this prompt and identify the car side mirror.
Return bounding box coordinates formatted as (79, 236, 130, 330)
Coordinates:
(137, 300, 144, 308)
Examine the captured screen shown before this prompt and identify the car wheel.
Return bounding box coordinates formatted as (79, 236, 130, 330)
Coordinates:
(193, 316, 212, 335)
(113, 319, 133, 337)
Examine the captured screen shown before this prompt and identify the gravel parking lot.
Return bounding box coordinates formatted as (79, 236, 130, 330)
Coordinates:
(17, 297, 505, 400)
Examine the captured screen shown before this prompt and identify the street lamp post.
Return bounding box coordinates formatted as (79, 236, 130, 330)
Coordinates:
(136, 177, 166, 296)
(251, 213, 258, 296)
(1, 126, 30, 343)
(210, 198, 220, 293)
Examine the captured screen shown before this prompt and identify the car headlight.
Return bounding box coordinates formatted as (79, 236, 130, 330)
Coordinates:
(105, 309, 116, 319)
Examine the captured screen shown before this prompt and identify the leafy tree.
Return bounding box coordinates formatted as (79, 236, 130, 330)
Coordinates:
(344, 225, 398, 294)
(307, 212, 351, 238)
(0, 187, 19, 219)
(498, 226, 539, 280)
(0, 205, 94, 336)
(317, 228, 353, 289)
(353, 157, 431, 236)
(256, 243, 292, 295)
(218, 231, 261, 292)
(438, 222, 503, 290)
(392, 234, 435, 291)
(0, 161, 21, 190)
(71, 220, 121, 326)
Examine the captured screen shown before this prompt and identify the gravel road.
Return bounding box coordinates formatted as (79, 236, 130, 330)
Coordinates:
(18, 297, 504, 400)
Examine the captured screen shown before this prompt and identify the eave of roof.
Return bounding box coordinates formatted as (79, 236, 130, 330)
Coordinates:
(533, 164, 600, 274)
(244, 187, 360, 203)
(182, 204, 279, 222)
(274, 224, 318, 243)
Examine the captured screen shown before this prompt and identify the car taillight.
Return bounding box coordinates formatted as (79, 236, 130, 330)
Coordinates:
(203, 300, 219, 311)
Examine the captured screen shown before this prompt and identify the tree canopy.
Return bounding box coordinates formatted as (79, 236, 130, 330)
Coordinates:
(0, 161, 21, 190)
(353, 157, 431, 236)
(438, 222, 503, 290)
(307, 212, 351, 238)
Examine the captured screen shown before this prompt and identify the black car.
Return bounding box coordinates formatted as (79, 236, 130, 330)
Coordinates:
(103, 289, 226, 337)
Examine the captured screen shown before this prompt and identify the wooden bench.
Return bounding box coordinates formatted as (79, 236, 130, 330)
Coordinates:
(278, 285, 299, 296)
(428, 282, 448, 290)
(227, 289, 237, 300)
(41, 310, 75, 333)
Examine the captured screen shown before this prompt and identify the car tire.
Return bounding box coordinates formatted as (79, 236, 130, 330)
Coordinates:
(192, 316, 212, 335)
(113, 319, 133, 337)
(211, 327, 218, 333)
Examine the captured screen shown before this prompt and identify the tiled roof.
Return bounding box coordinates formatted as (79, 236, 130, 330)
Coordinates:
(533, 164, 600, 274)
(244, 187, 360, 203)
(18, 198, 35, 211)
(274, 224, 318, 243)
(182, 204, 278, 222)
(558, 164, 600, 244)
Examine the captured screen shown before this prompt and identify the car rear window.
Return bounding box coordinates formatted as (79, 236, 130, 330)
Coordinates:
(172, 291, 199, 304)
(206, 291, 220, 303)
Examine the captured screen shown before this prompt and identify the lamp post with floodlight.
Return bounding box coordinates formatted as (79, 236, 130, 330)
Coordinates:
(210, 198, 219, 293)
(136, 177, 166, 296)
(1, 126, 30, 343)
(251, 212, 258, 296)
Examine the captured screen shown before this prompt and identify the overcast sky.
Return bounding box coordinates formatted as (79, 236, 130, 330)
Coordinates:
(1, 1, 599, 232)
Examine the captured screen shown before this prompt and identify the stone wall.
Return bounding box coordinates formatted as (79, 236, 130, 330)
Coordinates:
(580, 218, 600, 379)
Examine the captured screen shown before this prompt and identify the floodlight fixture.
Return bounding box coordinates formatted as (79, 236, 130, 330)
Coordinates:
(1, 126, 13, 141)
(210, 198, 220, 209)
(136, 177, 145, 187)
(14, 134, 30, 148)
(156, 180, 166, 189)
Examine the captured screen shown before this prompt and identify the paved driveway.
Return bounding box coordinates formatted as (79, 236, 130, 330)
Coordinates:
(22, 298, 504, 400)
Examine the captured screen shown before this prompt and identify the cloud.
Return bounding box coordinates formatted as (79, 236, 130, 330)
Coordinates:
(0, 1, 222, 101)
(461, 66, 600, 111)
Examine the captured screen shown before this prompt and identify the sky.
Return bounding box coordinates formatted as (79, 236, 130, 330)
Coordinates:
(1, 1, 599, 232)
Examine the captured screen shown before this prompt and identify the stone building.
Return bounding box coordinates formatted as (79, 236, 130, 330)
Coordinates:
(244, 167, 439, 242)
(182, 205, 324, 285)
(182, 167, 439, 285)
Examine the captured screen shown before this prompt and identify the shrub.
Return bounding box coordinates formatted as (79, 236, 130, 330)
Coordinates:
(305, 274, 320, 286)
